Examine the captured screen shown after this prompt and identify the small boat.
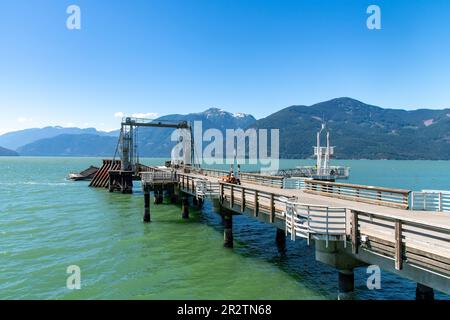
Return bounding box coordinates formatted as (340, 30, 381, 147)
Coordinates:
(68, 166, 99, 181)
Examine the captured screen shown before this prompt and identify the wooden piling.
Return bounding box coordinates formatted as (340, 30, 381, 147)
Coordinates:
(172, 186, 180, 204)
(143, 191, 151, 223)
(182, 196, 189, 219)
(223, 213, 233, 248)
(276, 228, 286, 252)
(275, 228, 286, 248)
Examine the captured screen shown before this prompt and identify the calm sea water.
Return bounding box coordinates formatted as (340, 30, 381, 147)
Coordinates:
(0, 157, 449, 300)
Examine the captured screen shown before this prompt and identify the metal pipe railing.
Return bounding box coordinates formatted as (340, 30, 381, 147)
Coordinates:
(411, 190, 450, 212)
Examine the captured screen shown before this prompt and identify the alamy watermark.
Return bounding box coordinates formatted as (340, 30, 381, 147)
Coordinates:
(366, 265, 381, 290)
(66, 5, 81, 30)
(66, 265, 81, 290)
(170, 121, 280, 172)
(367, 5, 381, 30)
(65, 4, 380, 32)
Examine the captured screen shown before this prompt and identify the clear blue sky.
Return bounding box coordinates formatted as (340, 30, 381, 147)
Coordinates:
(1, 0, 450, 133)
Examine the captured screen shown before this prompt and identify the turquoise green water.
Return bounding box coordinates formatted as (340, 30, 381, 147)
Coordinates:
(1, 157, 449, 299)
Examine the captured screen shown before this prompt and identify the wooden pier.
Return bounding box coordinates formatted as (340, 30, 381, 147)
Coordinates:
(84, 118, 449, 299)
(83, 158, 450, 299)
(138, 166, 450, 299)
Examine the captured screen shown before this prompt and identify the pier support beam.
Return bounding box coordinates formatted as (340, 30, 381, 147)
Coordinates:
(276, 228, 286, 252)
(193, 196, 198, 206)
(416, 283, 434, 300)
(182, 196, 189, 219)
(223, 213, 233, 248)
(108, 170, 133, 194)
(338, 270, 354, 300)
(143, 191, 151, 223)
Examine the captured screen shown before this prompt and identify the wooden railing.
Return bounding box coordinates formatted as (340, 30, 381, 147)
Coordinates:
(239, 172, 284, 188)
(178, 173, 199, 195)
(351, 210, 450, 277)
(303, 180, 411, 209)
(191, 167, 228, 178)
(219, 182, 291, 222)
(196, 179, 220, 198)
(189, 167, 284, 188)
(268, 166, 350, 180)
(283, 177, 312, 189)
(141, 171, 177, 185)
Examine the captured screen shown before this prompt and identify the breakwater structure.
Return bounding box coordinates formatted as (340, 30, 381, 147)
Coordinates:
(86, 117, 450, 300)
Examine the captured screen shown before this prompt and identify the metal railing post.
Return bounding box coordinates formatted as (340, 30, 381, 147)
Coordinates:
(395, 220, 403, 270)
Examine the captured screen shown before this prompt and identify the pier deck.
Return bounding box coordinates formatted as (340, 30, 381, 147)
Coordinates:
(177, 171, 448, 227)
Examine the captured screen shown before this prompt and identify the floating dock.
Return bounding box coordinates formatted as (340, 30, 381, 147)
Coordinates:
(68, 165, 99, 181)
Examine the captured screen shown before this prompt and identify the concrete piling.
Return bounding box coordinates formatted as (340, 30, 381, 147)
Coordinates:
(338, 270, 354, 300)
(416, 283, 434, 300)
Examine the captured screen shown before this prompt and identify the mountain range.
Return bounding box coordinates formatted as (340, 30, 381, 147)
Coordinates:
(0, 126, 116, 150)
(253, 98, 450, 160)
(7, 108, 256, 158)
(1, 98, 449, 159)
(0, 146, 18, 156)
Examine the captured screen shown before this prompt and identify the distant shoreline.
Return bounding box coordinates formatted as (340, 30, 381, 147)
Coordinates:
(1, 155, 450, 162)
